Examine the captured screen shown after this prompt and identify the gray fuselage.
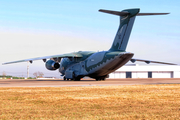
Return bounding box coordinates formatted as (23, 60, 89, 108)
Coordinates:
(59, 51, 134, 79)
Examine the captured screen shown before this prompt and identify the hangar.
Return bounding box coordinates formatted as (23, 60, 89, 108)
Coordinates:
(109, 64, 180, 78)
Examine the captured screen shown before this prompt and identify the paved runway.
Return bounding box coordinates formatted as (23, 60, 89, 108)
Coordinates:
(0, 78, 180, 87)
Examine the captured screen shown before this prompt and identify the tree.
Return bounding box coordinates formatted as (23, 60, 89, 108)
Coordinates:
(2, 71, 6, 78)
(33, 72, 37, 78)
(33, 71, 44, 78)
(38, 71, 44, 78)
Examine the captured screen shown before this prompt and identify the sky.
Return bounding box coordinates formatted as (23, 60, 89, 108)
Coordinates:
(0, 0, 180, 78)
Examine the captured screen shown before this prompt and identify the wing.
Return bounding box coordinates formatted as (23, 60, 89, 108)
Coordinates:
(2, 52, 83, 65)
(130, 58, 177, 65)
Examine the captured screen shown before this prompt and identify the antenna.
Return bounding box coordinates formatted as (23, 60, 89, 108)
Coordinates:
(27, 61, 29, 78)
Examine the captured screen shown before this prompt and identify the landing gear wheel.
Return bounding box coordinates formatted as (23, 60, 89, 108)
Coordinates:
(73, 76, 81, 81)
(63, 77, 66, 81)
(72, 73, 81, 81)
(96, 78, 106, 81)
(73, 77, 81, 81)
(96, 78, 100, 81)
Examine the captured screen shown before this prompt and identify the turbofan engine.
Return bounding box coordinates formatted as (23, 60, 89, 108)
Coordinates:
(45, 60, 60, 70)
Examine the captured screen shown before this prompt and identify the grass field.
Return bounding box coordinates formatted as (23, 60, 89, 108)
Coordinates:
(0, 84, 180, 119)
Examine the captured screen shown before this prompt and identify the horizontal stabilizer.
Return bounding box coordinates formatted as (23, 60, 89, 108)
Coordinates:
(99, 9, 169, 16)
(137, 13, 169, 16)
(99, 9, 129, 16)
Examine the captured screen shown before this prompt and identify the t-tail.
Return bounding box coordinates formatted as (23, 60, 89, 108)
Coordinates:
(99, 8, 169, 52)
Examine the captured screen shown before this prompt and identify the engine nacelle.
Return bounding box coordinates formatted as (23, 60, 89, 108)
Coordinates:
(45, 60, 60, 71)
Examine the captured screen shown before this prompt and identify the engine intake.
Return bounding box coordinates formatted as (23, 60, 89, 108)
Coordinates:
(45, 60, 60, 70)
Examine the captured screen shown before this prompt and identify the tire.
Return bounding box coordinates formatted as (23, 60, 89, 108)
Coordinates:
(96, 78, 99, 81)
(96, 78, 105, 81)
(73, 76, 81, 81)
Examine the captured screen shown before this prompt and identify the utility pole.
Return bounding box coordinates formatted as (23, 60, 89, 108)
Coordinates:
(27, 61, 29, 78)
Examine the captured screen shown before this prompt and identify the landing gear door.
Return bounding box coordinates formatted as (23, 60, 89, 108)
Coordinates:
(80, 61, 86, 75)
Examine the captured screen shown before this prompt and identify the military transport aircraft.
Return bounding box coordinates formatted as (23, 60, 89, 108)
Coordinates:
(3, 8, 176, 81)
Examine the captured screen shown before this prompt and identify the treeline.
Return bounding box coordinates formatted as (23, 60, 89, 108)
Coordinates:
(0, 75, 35, 79)
(1, 71, 46, 79)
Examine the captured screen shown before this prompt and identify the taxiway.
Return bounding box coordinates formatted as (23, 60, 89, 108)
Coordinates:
(0, 78, 180, 87)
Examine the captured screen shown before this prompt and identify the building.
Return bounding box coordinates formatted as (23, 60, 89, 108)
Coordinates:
(109, 64, 180, 78)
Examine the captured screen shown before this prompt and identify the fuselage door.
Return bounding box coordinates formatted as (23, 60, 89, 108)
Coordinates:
(80, 61, 86, 75)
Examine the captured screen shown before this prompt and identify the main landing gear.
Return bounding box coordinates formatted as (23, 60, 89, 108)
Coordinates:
(63, 76, 81, 81)
(95, 78, 106, 81)
(95, 75, 109, 81)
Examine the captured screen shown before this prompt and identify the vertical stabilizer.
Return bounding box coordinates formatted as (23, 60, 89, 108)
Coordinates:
(99, 9, 140, 51)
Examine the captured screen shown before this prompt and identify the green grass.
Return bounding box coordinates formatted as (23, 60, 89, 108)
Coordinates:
(0, 84, 180, 119)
